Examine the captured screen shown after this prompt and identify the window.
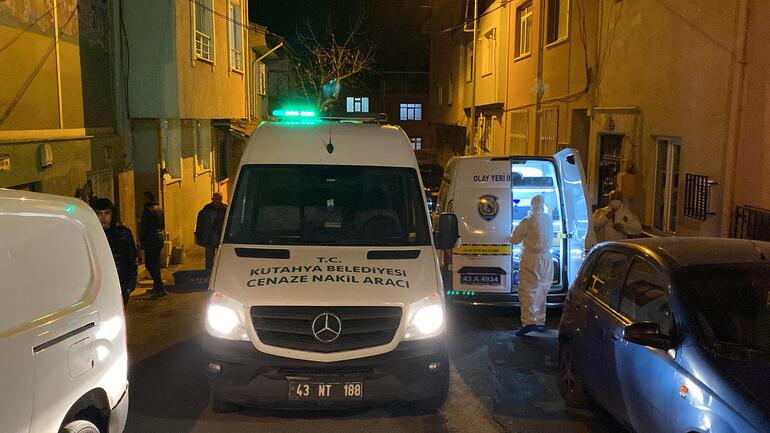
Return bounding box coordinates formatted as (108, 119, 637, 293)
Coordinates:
(346, 97, 369, 113)
(228, 2, 243, 71)
(163, 119, 182, 179)
(438, 82, 444, 106)
(546, 0, 569, 44)
(509, 109, 529, 152)
(481, 29, 495, 76)
(400, 103, 422, 121)
(619, 258, 674, 336)
(257, 62, 267, 95)
(196, 120, 212, 172)
(516, 2, 533, 57)
(447, 73, 454, 106)
(0, 215, 92, 331)
(538, 107, 558, 155)
(654, 137, 681, 233)
(465, 44, 473, 82)
(194, 0, 214, 62)
(586, 251, 628, 306)
(225, 165, 431, 246)
(410, 137, 422, 150)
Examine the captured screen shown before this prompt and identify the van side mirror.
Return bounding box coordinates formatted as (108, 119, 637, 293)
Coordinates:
(434, 213, 459, 250)
(622, 322, 673, 351)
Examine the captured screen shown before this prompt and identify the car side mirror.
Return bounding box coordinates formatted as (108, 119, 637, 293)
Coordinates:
(434, 213, 459, 250)
(622, 322, 673, 351)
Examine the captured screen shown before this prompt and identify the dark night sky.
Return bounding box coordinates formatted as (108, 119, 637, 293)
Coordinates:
(249, 0, 431, 72)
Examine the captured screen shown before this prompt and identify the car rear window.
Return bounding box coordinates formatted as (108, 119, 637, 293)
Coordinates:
(674, 264, 770, 356)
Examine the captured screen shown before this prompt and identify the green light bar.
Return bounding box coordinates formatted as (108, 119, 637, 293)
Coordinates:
(272, 108, 317, 119)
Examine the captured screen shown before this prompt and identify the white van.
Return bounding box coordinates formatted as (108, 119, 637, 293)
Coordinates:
(0, 190, 129, 433)
(202, 114, 458, 412)
(435, 149, 592, 307)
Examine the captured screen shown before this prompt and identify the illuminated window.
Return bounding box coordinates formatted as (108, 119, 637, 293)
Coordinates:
(654, 138, 681, 233)
(546, 0, 569, 44)
(481, 29, 495, 76)
(163, 119, 182, 179)
(346, 97, 369, 113)
(228, 2, 244, 71)
(400, 103, 422, 121)
(465, 44, 473, 82)
(195, 120, 212, 171)
(410, 137, 422, 150)
(257, 62, 267, 95)
(194, 0, 214, 62)
(516, 2, 533, 57)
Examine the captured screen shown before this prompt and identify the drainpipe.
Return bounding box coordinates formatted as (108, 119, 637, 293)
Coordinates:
(469, 0, 479, 154)
(250, 42, 284, 120)
(720, 0, 750, 237)
(533, 0, 546, 155)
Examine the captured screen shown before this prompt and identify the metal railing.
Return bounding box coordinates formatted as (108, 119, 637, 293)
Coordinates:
(734, 205, 770, 241)
(195, 31, 212, 61)
(684, 173, 716, 220)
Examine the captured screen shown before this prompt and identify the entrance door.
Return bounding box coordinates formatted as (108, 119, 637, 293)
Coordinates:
(596, 133, 623, 209)
(554, 148, 593, 285)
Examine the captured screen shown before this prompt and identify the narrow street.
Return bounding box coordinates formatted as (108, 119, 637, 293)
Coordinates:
(123, 259, 626, 433)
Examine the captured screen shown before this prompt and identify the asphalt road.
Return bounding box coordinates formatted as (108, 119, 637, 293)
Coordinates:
(123, 284, 627, 433)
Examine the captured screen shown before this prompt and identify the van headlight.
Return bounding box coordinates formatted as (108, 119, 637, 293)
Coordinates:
(206, 292, 249, 341)
(404, 296, 445, 340)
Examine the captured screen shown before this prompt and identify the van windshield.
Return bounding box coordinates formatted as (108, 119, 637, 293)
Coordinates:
(225, 164, 431, 246)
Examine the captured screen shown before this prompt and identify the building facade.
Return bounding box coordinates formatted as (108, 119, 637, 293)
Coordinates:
(123, 0, 248, 258)
(0, 0, 123, 206)
(428, 0, 768, 239)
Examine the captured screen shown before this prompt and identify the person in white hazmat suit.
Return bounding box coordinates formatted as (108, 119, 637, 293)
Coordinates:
(511, 194, 554, 336)
(593, 190, 642, 243)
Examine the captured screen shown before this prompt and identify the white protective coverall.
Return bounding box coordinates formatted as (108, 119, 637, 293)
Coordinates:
(511, 195, 554, 327)
(593, 200, 642, 243)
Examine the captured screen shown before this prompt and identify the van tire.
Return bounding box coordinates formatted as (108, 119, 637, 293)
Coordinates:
(211, 395, 239, 413)
(61, 420, 100, 433)
(558, 341, 589, 409)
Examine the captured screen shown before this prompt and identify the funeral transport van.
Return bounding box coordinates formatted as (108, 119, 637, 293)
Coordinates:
(434, 149, 592, 307)
(203, 112, 459, 412)
(0, 189, 129, 433)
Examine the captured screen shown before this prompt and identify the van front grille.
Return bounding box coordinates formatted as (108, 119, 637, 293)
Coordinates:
(250, 306, 402, 353)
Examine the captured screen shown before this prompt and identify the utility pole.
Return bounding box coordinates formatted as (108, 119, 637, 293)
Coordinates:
(469, 0, 478, 155)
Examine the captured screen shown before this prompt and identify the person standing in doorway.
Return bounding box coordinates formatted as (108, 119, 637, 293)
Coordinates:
(592, 190, 642, 243)
(93, 198, 138, 305)
(195, 192, 228, 270)
(140, 191, 166, 299)
(511, 194, 554, 336)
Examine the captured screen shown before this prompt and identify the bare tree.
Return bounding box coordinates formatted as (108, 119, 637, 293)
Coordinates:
(293, 16, 375, 112)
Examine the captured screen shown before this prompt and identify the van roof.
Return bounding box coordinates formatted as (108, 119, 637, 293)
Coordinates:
(240, 121, 418, 168)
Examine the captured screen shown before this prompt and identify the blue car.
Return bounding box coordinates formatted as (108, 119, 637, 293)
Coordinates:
(558, 237, 770, 433)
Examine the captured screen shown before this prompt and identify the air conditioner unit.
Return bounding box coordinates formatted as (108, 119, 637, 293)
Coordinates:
(39, 143, 53, 168)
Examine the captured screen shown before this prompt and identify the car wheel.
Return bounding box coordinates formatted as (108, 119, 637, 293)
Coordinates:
(210, 394, 240, 413)
(559, 341, 589, 409)
(61, 420, 100, 433)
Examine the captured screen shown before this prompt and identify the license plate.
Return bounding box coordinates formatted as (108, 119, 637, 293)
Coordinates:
(460, 273, 501, 286)
(288, 381, 364, 401)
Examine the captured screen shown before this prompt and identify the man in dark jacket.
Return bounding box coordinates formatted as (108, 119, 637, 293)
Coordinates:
(195, 192, 228, 269)
(140, 191, 166, 299)
(93, 198, 138, 305)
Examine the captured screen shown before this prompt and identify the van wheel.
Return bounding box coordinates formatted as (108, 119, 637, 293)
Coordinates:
(558, 341, 588, 409)
(211, 394, 239, 413)
(61, 420, 100, 433)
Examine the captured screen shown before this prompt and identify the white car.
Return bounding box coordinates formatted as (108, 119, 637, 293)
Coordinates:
(203, 111, 458, 411)
(0, 189, 129, 433)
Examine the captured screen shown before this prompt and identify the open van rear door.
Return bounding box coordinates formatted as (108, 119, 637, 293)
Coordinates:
(554, 148, 594, 285)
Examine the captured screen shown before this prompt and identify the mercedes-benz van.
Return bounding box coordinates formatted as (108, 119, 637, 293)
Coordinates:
(0, 189, 129, 433)
(202, 114, 458, 412)
(435, 149, 592, 307)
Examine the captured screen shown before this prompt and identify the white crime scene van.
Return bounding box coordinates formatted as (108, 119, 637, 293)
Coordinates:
(435, 149, 592, 307)
(202, 111, 459, 412)
(0, 189, 129, 433)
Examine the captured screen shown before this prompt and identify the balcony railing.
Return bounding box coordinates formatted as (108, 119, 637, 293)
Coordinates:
(195, 31, 212, 62)
(734, 205, 770, 241)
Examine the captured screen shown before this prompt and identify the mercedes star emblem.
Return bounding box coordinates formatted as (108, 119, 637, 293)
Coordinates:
(311, 312, 342, 343)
